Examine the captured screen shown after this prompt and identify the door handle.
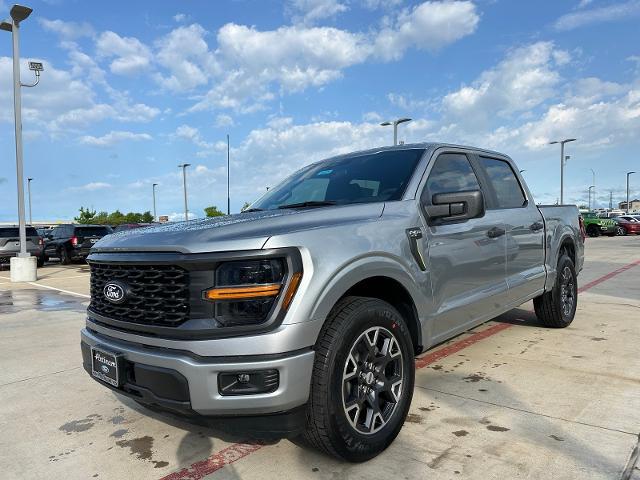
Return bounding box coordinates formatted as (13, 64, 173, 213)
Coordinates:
(406, 227, 426, 271)
(530, 221, 544, 232)
(487, 227, 506, 238)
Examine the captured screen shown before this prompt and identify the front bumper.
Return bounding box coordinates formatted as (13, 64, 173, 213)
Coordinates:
(80, 327, 314, 416)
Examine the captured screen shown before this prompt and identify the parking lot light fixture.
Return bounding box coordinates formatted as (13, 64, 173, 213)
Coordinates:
(627, 171, 636, 214)
(3, 4, 39, 282)
(178, 164, 191, 222)
(380, 118, 412, 146)
(588, 185, 595, 212)
(549, 138, 576, 204)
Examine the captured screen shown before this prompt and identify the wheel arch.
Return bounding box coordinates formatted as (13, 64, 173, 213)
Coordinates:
(308, 256, 426, 355)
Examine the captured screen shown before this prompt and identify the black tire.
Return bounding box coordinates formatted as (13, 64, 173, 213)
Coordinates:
(615, 226, 627, 236)
(304, 296, 415, 462)
(36, 255, 44, 268)
(59, 246, 71, 265)
(533, 254, 577, 328)
(586, 224, 600, 237)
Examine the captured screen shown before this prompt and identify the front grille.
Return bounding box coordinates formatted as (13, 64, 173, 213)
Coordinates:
(89, 263, 190, 326)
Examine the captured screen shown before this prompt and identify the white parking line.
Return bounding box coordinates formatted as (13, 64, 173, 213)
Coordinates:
(25, 282, 90, 299)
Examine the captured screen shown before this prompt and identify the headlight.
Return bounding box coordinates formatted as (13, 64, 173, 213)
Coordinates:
(203, 259, 302, 328)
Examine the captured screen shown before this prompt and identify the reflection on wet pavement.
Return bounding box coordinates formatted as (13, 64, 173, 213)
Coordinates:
(0, 289, 87, 314)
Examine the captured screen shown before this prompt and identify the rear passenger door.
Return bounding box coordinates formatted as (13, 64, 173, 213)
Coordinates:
(476, 156, 545, 303)
(418, 151, 509, 341)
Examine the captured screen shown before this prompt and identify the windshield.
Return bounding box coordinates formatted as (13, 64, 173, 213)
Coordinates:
(250, 149, 425, 211)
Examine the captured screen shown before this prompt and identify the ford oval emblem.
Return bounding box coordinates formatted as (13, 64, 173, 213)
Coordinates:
(101, 365, 110, 374)
(103, 282, 127, 304)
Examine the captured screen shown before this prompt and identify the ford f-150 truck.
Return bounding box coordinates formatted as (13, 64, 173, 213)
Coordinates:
(81, 143, 584, 462)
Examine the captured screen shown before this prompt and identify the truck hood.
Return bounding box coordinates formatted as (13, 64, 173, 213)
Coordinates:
(92, 203, 385, 254)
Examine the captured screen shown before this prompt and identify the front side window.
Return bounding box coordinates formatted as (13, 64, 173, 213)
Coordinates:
(422, 153, 481, 204)
(249, 149, 425, 211)
(480, 157, 526, 209)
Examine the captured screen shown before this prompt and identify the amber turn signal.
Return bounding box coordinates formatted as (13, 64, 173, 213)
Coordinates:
(282, 272, 303, 310)
(204, 283, 281, 300)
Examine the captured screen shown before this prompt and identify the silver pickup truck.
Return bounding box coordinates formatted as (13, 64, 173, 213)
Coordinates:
(81, 143, 584, 461)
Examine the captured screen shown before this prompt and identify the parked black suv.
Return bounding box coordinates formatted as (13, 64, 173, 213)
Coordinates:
(43, 224, 113, 264)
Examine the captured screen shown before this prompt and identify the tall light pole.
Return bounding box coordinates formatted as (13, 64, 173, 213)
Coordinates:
(549, 138, 576, 204)
(590, 168, 596, 209)
(380, 118, 411, 146)
(178, 164, 191, 221)
(627, 171, 636, 213)
(152, 183, 158, 222)
(588, 185, 595, 212)
(1, 4, 42, 282)
(27, 177, 32, 225)
(226, 134, 230, 215)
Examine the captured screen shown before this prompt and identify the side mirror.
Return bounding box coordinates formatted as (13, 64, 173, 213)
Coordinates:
(425, 190, 484, 222)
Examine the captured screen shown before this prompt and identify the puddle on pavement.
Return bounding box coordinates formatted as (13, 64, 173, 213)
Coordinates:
(0, 289, 87, 314)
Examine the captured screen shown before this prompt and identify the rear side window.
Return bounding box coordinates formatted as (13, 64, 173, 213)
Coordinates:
(0, 227, 38, 237)
(422, 153, 480, 204)
(75, 226, 111, 236)
(479, 157, 526, 209)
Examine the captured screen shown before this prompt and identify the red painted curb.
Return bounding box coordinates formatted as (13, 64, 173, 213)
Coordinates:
(578, 259, 640, 293)
(159, 258, 640, 480)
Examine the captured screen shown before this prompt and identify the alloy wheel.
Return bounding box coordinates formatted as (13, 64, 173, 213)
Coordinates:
(559, 266, 575, 317)
(342, 326, 403, 435)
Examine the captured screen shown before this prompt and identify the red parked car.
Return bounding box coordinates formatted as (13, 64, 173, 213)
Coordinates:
(614, 217, 640, 235)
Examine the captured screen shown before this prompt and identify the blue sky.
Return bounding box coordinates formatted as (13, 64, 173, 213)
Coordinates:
(1, 0, 639, 221)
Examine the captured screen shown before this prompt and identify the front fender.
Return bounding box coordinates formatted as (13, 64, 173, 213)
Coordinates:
(308, 253, 429, 329)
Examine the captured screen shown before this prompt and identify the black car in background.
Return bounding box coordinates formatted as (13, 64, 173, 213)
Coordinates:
(43, 224, 113, 264)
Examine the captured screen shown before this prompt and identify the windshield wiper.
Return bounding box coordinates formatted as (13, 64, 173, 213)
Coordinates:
(277, 200, 337, 209)
(242, 208, 264, 213)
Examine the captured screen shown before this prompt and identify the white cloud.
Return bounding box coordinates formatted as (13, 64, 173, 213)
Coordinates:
(214, 114, 235, 128)
(96, 31, 152, 76)
(173, 13, 188, 23)
(69, 182, 112, 191)
(154, 24, 218, 91)
(576, 0, 594, 8)
(285, 0, 348, 24)
(164, 2, 479, 112)
(374, 1, 480, 61)
(79, 131, 153, 147)
(38, 18, 95, 39)
(555, 0, 640, 30)
(441, 42, 568, 125)
(387, 92, 431, 111)
(173, 124, 213, 149)
(360, 0, 403, 9)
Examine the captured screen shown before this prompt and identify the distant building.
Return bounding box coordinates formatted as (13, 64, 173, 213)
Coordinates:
(618, 199, 640, 212)
(158, 215, 169, 223)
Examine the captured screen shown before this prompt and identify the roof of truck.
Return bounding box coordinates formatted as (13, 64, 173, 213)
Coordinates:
(322, 142, 511, 163)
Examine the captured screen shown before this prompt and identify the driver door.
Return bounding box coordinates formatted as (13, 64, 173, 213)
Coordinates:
(418, 151, 508, 341)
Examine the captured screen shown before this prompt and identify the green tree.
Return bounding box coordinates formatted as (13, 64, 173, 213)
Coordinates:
(141, 211, 154, 222)
(204, 205, 225, 217)
(74, 206, 97, 224)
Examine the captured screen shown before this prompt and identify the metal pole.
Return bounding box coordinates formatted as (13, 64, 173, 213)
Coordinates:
(393, 122, 398, 146)
(152, 183, 157, 222)
(27, 177, 32, 225)
(227, 134, 230, 215)
(183, 167, 188, 221)
(627, 172, 634, 214)
(560, 142, 564, 205)
(11, 18, 28, 256)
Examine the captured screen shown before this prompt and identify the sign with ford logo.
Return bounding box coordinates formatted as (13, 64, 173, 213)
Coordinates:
(103, 282, 127, 304)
